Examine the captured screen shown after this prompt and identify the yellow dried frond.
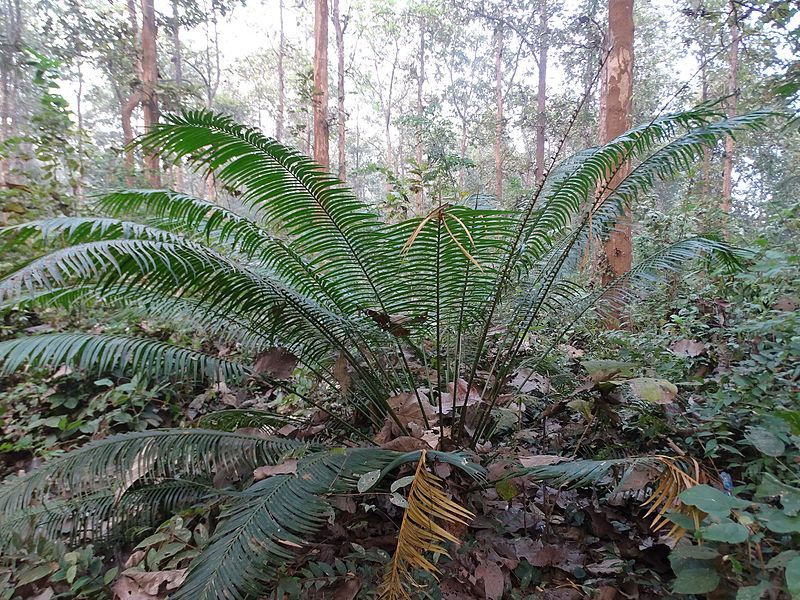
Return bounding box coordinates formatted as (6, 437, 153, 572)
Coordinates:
(379, 450, 474, 600)
(641, 455, 708, 541)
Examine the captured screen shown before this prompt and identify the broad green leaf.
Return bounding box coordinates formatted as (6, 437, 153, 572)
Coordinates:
(736, 582, 770, 600)
(787, 557, 800, 599)
(16, 563, 57, 586)
(745, 427, 786, 457)
(624, 377, 678, 404)
(761, 508, 800, 534)
(768, 551, 800, 569)
(357, 469, 381, 493)
(701, 522, 749, 543)
(134, 532, 170, 549)
(679, 484, 749, 516)
(672, 566, 720, 594)
(756, 473, 800, 516)
(389, 492, 409, 508)
(580, 359, 637, 381)
(390, 475, 416, 493)
(496, 478, 519, 501)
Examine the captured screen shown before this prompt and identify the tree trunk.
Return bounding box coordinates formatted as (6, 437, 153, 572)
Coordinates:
(415, 18, 426, 213)
(172, 0, 182, 86)
(313, 0, 330, 168)
(276, 0, 286, 141)
(494, 25, 504, 202)
(721, 5, 739, 221)
(600, 0, 634, 301)
(331, 0, 346, 179)
(0, 0, 21, 183)
(140, 0, 161, 187)
(535, 0, 548, 185)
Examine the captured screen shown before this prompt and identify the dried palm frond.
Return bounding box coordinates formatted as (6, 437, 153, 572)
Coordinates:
(642, 455, 708, 540)
(519, 453, 710, 541)
(380, 450, 474, 600)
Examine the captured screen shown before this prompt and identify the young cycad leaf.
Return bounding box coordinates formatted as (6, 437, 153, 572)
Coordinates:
(380, 449, 473, 600)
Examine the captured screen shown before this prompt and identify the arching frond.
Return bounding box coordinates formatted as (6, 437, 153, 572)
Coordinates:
(138, 111, 387, 310)
(172, 447, 399, 600)
(0, 429, 307, 517)
(0, 332, 248, 382)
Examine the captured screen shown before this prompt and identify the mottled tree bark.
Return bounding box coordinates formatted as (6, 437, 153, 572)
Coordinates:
(140, 0, 161, 186)
(600, 0, 634, 303)
(415, 18, 426, 213)
(313, 0, 330, 168)
(494, 25, 504, 202)
(535, 0, 548, 185)
(331, 0, 347, 179)
(276, 0, 286, 141)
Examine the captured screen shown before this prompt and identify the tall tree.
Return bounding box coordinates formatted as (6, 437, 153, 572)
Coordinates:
(140, 0, 160, 186)
(313, 0, 330, 168)
(600, 0, 633, 291)
(494, 23, 504, 201)
(331, 0, 347, 179)
(276, 0, 286, 141)
(415, 15, 426, 212)
(721, 1, 739, 220)
(0, 0, 21, 183)
(534, 0, 548, 184)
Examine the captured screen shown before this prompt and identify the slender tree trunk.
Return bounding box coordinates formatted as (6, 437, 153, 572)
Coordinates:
(171, 0, 184, 190)
(721, 5, 739, 222)
(701, 42, 710, 198)
(600, 0, 634, 300)
(313, 0, 330, 168)
(140, 0, 160, 186)
(597, 28, 608, 144)
(494, 25, 504, 202)
(459, 119, 467, 188)
(172, 0, 182, 86)
(0, 0, 21, 183)
(535, 0, 548, 185)
(276, 0, 286, 141)
(415, 18, 426, 213)
(331, 0, 346, 179)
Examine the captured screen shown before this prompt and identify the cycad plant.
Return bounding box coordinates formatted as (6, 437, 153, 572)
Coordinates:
(0, 105, 770, 598)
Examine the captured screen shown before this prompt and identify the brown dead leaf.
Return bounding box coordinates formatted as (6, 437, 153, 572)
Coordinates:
(380, 436, 429, 452)
(365, 309, 426, 337)
(253, 459, 299, 480)
(669, 339, 707, 357)
(510, 369, 551, 395)
(386, 391, 436, 436)
(561, 344, 585, 359)
(773, 296, 797, 312)
(112, 569, 187, 599)
(253, 347, 298, 379)
(586, 558, 625, 575)
(616, 463, 659, 492)
(473, 562, 504, 600)
(330, 577, 362, 600)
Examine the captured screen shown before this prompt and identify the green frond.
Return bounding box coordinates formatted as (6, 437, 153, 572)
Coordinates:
(194, 409, 306, 434)
(138, 111, 387, 310)
(0, 429, 307, 518)
(0, 332, 248, 381)
(0, 480, 221, 552)
(173, 447, 398, 600)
